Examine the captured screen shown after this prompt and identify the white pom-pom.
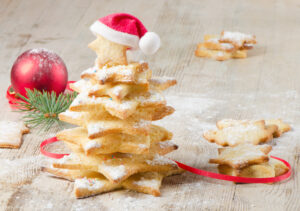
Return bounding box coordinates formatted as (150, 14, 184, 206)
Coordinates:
(139, 32, 161, 55)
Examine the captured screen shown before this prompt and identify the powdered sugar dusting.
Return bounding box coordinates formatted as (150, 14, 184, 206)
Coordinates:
(133, 119, 150, 129)
(133, 178, 160, 188)
(61, 110, 83, 119)
(75, 178, 104, 191)
(95, 65, 135, 82)
(146, 154, 176, 166)
(72, 79, 92, 91)
(138, 144, 148, 149)
(216, 144, 267, 165)
(56, 154, 79, 164)
(221, 31, 255, 46)
(70, 92, 104, 107)
(137, 90, 166, 106)
(99, 164, 126, 180)
(0, 155, 45, 187)
(84, 140, 101, 151)
(87, 122, 107, 136)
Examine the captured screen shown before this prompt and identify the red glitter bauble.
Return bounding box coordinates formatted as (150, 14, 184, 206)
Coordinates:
(10, 48, 68, 96)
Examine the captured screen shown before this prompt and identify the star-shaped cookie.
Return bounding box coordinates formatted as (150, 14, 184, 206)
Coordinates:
(217, 119, 291, 138)
(204, 120, 275, 146)
(0, 121, 29, 148)
(217, 157, 289, 180)
(88, 35, 128, 68)
(209, 144, 272, 169)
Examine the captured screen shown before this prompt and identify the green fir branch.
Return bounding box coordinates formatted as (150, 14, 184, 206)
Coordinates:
(15, 88, 77, 131)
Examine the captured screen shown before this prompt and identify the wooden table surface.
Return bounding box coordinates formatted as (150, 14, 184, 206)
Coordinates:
(1, 0, 300, 210)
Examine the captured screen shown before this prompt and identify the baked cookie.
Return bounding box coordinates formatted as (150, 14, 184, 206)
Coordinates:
(203, 120, 274, 146)
(88, 35, 128, 68)
(217, 119, 290, 138)
(219, 31, 257, 49)
(195, 32, 256, 61)
(217, 157, 289, 180)
(195, 43, 247, 61)
(209, 144, 272, 169)
(265, 119, 291, 137)
(57, 125, 174, 155)
(0, 121, 29, 148)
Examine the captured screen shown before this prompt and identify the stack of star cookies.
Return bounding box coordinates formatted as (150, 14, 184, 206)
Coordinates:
(195, 31, 257, 61)
(209, 144, 289, 180)
(204, 119, 291, 180)
(43, 56, 182, 198)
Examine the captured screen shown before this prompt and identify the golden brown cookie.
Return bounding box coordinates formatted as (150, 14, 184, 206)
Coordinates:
(219, 31, 257, 48)
(217, 157, 289, 181)
(88, 35, 128, 68)
(209, 144, 272, 169)
(204, 120, 274, 146)
(217, 118, 290, 138)
(0, 121, 29, 148)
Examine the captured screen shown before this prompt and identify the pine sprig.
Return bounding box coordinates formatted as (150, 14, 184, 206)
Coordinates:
(15, 89, 77, 131)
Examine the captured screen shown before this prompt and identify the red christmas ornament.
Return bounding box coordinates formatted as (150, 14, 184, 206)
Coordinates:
(10, 48, 68, 96)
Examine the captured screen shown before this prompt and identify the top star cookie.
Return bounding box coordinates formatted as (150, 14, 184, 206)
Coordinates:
(204, 120, 276, 146)
(209, 144, 272, 169)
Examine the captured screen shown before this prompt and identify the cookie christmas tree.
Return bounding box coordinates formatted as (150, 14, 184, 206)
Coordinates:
(44, 13, 182, 198)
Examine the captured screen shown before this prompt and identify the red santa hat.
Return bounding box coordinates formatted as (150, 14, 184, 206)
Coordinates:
(90, 13, 160, 55)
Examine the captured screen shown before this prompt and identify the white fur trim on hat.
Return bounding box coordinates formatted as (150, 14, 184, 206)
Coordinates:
(139, 32, 161, 55)
(90, 21, 139, 49)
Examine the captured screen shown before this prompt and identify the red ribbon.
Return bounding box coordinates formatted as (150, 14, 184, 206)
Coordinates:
(6, 81, 76, 109)
(40, 137, 292, 183)
(40, 137, 69, 159)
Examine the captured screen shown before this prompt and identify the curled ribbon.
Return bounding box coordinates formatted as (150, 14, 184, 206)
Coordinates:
(6, 81, 75, 109)
(40, 137, 292, 184)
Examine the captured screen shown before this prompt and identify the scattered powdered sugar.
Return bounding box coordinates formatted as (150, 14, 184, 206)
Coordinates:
(89, 84, 101, 92)
(138, 144, 148, 149)
(146, 154, 176, 166)
(29, 48, 55, 55)
(221, 31, 254, 46)
(133, 178, 160, 188)
(72, 79, 92, 90)
(99, 164, 126, 180)
(111, 85, 125, 96)
(133, 120, 150, 129)
(96, 65, 135, 82)
(220, 43, 234, 50)
(222, 124, 261, 145)
(70, 92, 103, 107)
(87, 122, 107, 135)
(150, 76, 176, 85)
(0, 121, 28, 146)
(105, 99, 138, 112)
(61, 110, 83, 119)
(218, 144, 266, 164)
(74, 178, 104, 191)
(0, 155, 46, 187)
(84, 140, 101, 151)
(207, 38, 234, 50)
(56, 153, 78, 164)
(28, 48, 63, 65)
(136, 90, 165, 106)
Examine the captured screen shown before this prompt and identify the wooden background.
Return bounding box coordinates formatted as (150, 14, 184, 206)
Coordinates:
(0, 0, 300, 210)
